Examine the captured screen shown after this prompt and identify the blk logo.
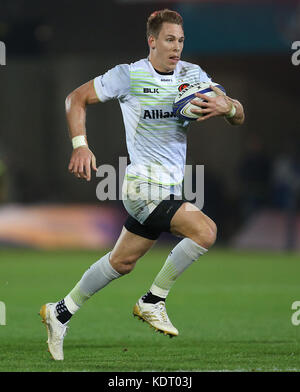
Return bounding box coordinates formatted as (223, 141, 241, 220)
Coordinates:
(143, 88, 159, 93)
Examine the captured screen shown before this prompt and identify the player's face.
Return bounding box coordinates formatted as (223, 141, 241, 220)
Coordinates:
(149, 22, 184, 72)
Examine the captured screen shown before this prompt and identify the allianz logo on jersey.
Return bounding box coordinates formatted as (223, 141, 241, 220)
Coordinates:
(143, 109, 176, 119)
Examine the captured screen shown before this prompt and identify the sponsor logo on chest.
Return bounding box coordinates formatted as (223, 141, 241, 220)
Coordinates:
(143, 109, 176, 119)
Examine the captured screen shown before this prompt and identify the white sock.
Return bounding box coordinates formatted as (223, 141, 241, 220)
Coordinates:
(65, 252, 122, 312)
(150, 238, 208, 298)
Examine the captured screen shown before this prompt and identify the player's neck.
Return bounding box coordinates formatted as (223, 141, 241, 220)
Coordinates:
(154, 68, 174, 75)
(148, 56, 174, 75)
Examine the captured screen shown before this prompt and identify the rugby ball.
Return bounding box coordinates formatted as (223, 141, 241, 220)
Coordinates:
(173, 82, 226, 121)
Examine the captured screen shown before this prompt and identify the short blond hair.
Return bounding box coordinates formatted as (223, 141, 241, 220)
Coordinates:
(147, 9, 183, 38)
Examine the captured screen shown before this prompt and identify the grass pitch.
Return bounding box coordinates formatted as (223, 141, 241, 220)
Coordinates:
(0, 246, 300, 372)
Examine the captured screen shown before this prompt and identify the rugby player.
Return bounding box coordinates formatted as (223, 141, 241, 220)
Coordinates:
(40, 9, 244, 360)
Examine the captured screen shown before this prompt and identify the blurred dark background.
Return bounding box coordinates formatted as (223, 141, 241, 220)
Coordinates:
(0, 0, 299, 250)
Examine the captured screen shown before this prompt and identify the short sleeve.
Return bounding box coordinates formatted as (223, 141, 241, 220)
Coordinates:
(93, 64, 130, 102)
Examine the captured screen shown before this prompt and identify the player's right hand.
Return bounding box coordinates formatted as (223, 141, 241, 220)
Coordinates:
(68, 146, 97, 181)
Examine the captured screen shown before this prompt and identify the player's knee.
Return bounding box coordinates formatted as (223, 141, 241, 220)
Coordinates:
(194, 220, 217, 249)
(110, 254, 139, 275)
(116, 262, 136, 275)
(203, 221, 217, 248)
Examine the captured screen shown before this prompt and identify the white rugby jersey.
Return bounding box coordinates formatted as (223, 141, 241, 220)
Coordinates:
(94, 58, 212, 185)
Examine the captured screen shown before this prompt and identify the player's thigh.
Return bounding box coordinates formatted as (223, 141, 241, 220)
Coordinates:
(170, 202, 217, 244)
(110, 226, 156, 266)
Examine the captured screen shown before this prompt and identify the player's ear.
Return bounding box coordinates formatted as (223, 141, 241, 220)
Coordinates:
(148, 35, 156, 50)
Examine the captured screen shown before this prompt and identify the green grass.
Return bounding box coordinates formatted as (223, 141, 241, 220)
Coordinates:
(1, 246, 300, 372)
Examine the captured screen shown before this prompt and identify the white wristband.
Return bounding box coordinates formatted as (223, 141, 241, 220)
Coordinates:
(72, 135, 87, 149)
(225, 104, 236, 119)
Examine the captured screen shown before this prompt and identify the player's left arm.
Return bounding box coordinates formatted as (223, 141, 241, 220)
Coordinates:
(190, 85, 245, 126)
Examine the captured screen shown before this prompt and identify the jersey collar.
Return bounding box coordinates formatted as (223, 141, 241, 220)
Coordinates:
(146, 57, 177, 84)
